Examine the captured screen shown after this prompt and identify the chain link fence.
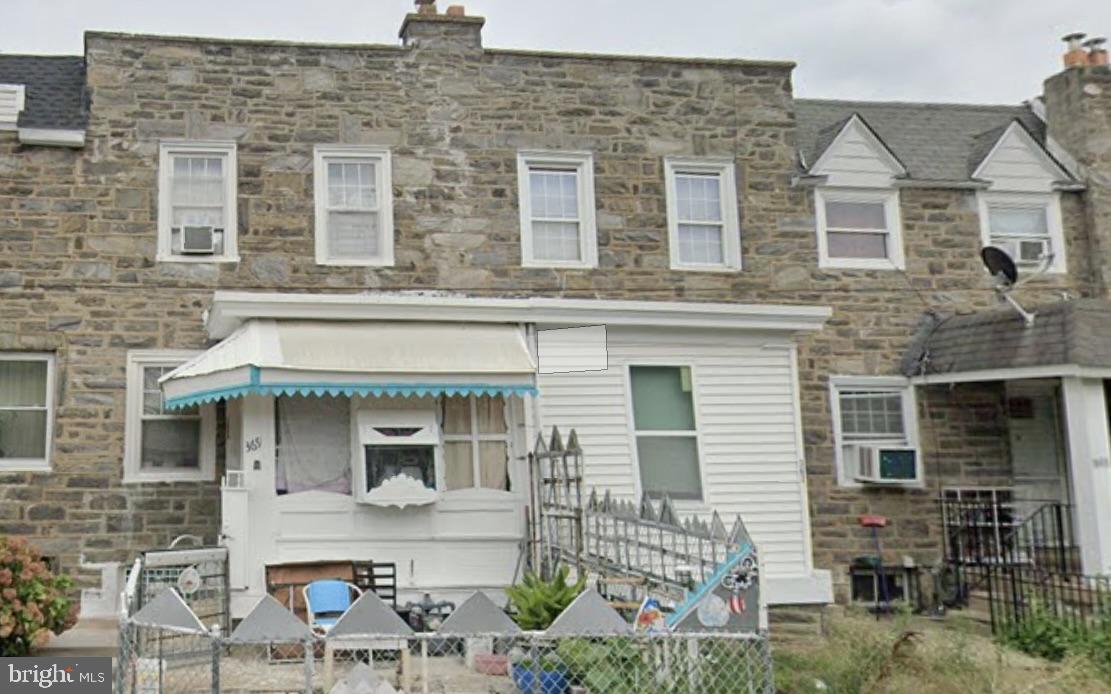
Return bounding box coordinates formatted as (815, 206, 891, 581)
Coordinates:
(117, 623, 773, 693)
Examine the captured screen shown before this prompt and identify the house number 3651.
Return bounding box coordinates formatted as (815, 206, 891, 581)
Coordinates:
(245, 436, 262, 452)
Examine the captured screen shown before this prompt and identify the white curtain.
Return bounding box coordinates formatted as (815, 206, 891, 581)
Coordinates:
(275, 396, 351, 495)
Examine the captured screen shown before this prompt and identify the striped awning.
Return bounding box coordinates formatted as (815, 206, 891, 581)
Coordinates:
(160, 319, 538, 409)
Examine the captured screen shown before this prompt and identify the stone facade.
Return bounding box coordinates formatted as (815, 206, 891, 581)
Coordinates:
(1, 10, 1108, 602)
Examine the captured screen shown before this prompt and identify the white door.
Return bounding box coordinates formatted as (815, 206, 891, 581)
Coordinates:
(1007, 384, 1070, 514)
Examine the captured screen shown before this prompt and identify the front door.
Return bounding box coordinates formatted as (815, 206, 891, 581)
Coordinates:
(1007, 382, 1070, 510)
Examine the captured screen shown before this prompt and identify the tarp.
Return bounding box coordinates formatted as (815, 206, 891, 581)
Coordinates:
(160, 319, 538, 409)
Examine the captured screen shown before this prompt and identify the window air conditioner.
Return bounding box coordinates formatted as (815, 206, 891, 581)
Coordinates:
(993, 239, 1048, 267)
(180, 225, 217, 254)
(849, 445, 919, 484)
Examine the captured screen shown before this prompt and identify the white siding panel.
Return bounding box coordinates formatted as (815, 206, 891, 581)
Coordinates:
(537, 325, 608, 373)
(811, 120, 901, 188)
(537, 328, 812, 578)
(978, 126, 1062, 193)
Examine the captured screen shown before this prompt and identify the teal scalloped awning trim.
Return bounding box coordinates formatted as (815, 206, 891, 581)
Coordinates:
(164, 381, 539, 410)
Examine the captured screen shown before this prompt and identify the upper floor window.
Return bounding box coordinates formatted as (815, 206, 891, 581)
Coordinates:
(158, 141, 238, 263)
(815, 188, 904, 270)
(124, 351, 215, 483)
(978, 192, 1066, 274)
(0, 353, 54, 471)
(517, 151, 597, 268)
(314, 145, 394, 266)
(664, 157, 742, 271)
(629, 365, 702, 501)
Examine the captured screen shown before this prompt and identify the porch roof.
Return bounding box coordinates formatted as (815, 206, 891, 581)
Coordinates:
(901, 299, 1111, 383)
(160, 319, 538, 409)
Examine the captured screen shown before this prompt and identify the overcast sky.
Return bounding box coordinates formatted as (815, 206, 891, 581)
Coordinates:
(5, 0, 1110, 104)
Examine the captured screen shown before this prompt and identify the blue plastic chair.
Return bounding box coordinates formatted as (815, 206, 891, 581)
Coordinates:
(303, 580, 362, 634)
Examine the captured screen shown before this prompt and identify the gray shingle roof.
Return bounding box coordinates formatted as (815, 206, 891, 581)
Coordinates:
(901, 299, 1111, 377)
(0, 55, 87, 130)
(796, 99, 1046, 182)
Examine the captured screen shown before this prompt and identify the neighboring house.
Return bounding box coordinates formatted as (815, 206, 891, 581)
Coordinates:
(1, 3, 1110, 624)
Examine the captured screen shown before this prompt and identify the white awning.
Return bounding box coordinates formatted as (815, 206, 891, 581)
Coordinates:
(160, 319, 538, 409)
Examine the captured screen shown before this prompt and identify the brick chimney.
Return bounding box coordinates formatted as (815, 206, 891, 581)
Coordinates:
(1044, 34, 1111, 295)
(399, 0, 485, 50)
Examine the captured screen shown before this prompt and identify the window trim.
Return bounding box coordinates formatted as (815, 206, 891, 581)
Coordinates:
(157, 140, 239, 263)
(313, 145, 395, 267)
(829, 375, 920, 488)
(124, 350, 216, 484)
(977, 191, 1067, 275)
(516, 150, 598, 269)
(0, 352, 55, 472)
(441, 394, 512, 493)
(664, 156, 742, 271)
(815, 187, 904, 270)
(624, 363, 707, 502)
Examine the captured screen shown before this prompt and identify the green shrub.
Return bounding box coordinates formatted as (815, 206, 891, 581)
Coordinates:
(998, 604, 1111, 680)
(505, 567, 586, 630)
(0, 537, 78, 656)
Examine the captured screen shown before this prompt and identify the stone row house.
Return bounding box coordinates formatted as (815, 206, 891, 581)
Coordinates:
(2, 4, 1111, 624)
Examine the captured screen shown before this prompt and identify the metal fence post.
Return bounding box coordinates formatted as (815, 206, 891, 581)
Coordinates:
(209, 625, 221, 694)
(303, 637, 315, 694)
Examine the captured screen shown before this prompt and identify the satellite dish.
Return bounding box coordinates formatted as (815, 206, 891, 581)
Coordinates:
(981, 246, 1018, 288)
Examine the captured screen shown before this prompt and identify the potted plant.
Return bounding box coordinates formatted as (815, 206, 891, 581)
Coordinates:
(505, 567, 586, 631)
(509, 650, 570, 694)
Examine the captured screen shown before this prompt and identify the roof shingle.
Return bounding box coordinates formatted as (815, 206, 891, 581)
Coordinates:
(0, 55, 87, 130)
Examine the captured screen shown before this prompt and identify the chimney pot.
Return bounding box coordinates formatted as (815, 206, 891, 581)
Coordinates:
(446, 5, 465, 17)
(1063, 32, 1090, 69)
(1086, 37, 1110, 67)
(415, 0, 437, 15)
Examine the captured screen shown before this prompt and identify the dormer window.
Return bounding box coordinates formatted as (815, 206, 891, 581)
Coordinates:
(158, 141, 238, 263)
(0, 84, 26, 130)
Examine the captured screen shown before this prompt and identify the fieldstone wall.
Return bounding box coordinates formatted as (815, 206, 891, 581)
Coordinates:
(0, 12, 1102, 602)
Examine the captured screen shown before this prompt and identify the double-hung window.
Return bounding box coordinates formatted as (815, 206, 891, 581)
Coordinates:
(629, 365, 702, 500)
(314, 145, 394, 266)
(830, 376, 919, 486)
(815, 188, 904, 270)
(441, 395, 511, 492)
(978, 192, 1066, 273)
(0, 354, 54, 470)
(517, 151, 597, 268)
(664, 157, 741, 270)
(158, 141, 238, 262)
(124, 351, 214, 483)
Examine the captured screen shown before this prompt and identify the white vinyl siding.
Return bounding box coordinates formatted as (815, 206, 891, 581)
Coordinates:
(313, 145, 394, 266)
(0, 84, 25, 130)
(0, 353, 54, 471)
(537, 328, 812, 579)
(517, 151, 597, 268)
(664, 157, 742, 271)
(124, 350, 216, 483)
(157, 141, 238, 262)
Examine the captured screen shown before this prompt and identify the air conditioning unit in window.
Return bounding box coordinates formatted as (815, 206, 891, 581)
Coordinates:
(849, 445, 919, 485)
(179, 225, 216, 254)
(992, 239, 1048, 267)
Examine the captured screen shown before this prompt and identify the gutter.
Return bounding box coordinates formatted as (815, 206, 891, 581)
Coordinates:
(17, 127, 86, 148)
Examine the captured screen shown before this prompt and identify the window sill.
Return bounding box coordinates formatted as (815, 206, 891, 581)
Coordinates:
(123, 471, 214, 484)
(316, 257, 395, 268)
(157, 255, 240, 264)
(669, 263, 742, 274)
(521, 260, 597, 270)
(819, 259, 904, 271)
(0, 460, 51, 473)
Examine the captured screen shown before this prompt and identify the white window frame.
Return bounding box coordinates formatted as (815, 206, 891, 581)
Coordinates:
(664, 156, 742, 271)
(625, 363, 707, 503)
(124, 350, 215, 484)
(0, 84, 26, 131)
(157, 140, 239, 263)
(440, 394, 513, 493)
(516, 150, 598, 269)
(829, 375, 920, 488)
(977, 191, 1067, 274)
(313, 145, 395, 267)
(815, 187, 905, 270)
(0, 353, 55, 472)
